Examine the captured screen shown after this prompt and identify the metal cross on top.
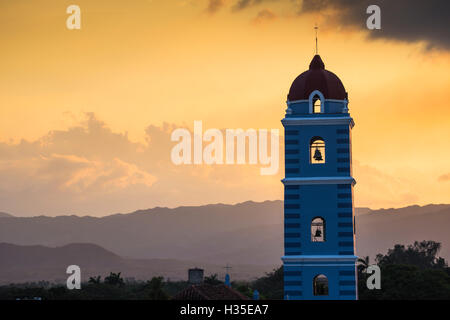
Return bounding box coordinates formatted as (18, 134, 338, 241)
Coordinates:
(314, 24, 319, 54)
(223, 263, 232, 274)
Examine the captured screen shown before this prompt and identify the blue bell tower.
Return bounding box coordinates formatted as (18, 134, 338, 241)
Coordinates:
(282, 54, 358, 300)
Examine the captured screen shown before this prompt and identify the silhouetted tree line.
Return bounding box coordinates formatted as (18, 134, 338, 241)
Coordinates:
(358, 240, 450, 299)
(0, 241, 449, 300)
(0, 272, 171, 300)
(231, 240, 450, 300)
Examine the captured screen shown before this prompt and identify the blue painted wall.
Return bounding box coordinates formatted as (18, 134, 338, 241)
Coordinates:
(282, 97, 358, 300)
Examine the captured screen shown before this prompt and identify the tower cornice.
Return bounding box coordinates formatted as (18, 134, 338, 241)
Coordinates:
(282, 255, 358, 262)
(282, 177, 356, 186)
(281, 116, 355, 128)
(287, 98, 348, 106)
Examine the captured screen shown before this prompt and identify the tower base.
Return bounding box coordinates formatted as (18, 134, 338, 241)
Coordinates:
(282, 255, 358, 300)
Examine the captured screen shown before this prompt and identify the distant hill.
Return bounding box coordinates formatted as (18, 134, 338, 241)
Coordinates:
(0, 212, 13, 218)
(355, 204, 450, 261)
(0, 243, 274, 285)
(0, 201, 449, 272)
(355, 207, 372, 216)
(0, 201, 283, 265)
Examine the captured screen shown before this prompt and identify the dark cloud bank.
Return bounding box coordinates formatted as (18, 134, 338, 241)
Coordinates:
(207, 0, 450, 50)
(302, 0, 450, 50)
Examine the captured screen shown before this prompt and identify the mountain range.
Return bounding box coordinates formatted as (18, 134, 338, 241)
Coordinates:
(0, 243, 271, 285)
(1, 201, 449, 284)
(0, 212, 13, 218)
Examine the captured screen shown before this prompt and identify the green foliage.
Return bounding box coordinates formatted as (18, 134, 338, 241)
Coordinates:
(161, 280, 190, 297)
(251, 266, 283, 300)
(375, 240, 448, 269)
(359, 240, 450, 300)
(203, 274, 222, 285)
(359, 264, 450, 300)
(231, 281, 253, 299)
(0, 275, 171, 300)
(104, 272, 124, 287)
(1, 240, 449, 300)
(245, 240, 450, 300)
(357, 255, 370, 273)
(88, 276, 101, 284)
(143, 277, 169, 300)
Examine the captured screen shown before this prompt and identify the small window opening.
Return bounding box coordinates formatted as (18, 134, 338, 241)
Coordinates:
(313, 274, 329, 296)
(310, 137, 325, 164)
(311, 217, 326, 242)
(313, 96, 321, 113)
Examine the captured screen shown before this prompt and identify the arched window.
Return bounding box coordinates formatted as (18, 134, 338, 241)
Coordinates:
(313, 274, 329, 296)
(309, 90, 325, 114)
(310, 137, 325, 164)
(313, 95, 321, 113)
(311, 217, 325, 242)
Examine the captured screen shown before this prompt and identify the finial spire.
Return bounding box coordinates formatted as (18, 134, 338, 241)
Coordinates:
(314, 24, 319, 55)
(223, 263, 232, 274)
(223, 263, 232, 287)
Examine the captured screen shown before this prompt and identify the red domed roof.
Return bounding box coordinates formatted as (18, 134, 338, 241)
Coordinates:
(287, 55, 347, 101)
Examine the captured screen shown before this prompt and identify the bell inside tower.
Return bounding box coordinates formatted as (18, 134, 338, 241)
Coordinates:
(310, 138, 325, 164)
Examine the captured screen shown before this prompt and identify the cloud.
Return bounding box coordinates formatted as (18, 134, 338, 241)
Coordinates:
(252, 9, 277, 24)
(0, 113, 282, 216)
(438, 173, 450, 182)
(2, 154, 156, 194)
(352, 160, 421, 208)
(232, 0, 277, 12)
(233, 0, 253, 11)
(203, 0, 449, 50)
(0, 113, 446, 216)
(207, 0, 226, 14)
(205, 0, 278, 13)
(301, 0, 450, 50)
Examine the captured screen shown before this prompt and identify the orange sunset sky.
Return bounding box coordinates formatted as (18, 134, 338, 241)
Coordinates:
(0, 0, 449, 216)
